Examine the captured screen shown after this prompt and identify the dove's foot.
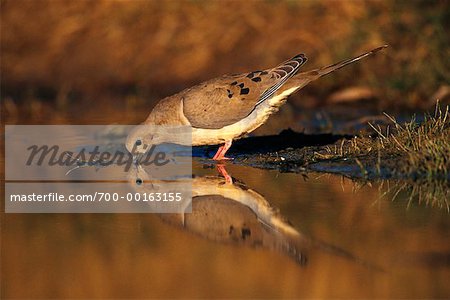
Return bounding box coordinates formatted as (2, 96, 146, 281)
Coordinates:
(212, 140, 233, 160)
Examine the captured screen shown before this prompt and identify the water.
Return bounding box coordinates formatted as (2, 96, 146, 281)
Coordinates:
(2, 103, 449, 298)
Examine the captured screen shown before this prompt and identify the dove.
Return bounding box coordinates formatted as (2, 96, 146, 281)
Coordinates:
(126, 45, 387, 160)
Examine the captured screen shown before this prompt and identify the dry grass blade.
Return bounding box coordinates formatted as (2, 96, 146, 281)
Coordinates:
(325, 101, 450, 180)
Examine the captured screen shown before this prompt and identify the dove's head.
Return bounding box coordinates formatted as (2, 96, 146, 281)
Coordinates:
(126, 134, 151, 155)
(126, 125, 162, 156)
(126, 124, 188, 161)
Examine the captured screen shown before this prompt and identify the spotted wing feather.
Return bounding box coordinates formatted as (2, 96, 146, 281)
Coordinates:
(257, 54, 307, 105)
(182, 54, 307, 129)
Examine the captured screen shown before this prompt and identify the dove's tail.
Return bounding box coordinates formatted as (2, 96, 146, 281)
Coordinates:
(280, 45, 388, 94)
(307, 44, 388, 78)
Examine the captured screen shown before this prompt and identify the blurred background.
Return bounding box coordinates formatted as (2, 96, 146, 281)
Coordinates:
(1, 0, 449, 126)
(2, 1, 450, 298)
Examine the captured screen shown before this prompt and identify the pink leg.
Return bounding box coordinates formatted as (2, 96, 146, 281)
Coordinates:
(216, 164, 233, 184)
(212, 140, 233, 160)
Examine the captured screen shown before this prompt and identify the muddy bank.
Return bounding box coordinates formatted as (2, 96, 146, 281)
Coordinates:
(197, 126, 449, 181)
(196, 129, 372, 177)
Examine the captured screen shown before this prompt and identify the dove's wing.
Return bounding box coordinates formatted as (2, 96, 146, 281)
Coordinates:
(182, 54, 307, 129)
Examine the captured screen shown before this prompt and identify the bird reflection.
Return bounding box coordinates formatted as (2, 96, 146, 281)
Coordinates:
(165, 166, 310, 265)
(129, 164, 379, 269)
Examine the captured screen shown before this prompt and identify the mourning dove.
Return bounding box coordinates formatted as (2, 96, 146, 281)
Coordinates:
(126, 45, 387, 159)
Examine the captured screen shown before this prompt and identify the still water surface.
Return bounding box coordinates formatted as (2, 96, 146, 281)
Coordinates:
(2, 104, 449, 298)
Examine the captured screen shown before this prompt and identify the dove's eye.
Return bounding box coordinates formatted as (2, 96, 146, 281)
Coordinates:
(136, 178, 143, 185)
(135, 139, 142, 146)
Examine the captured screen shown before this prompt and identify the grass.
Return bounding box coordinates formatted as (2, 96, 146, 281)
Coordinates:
(324, 102, 450, 180)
